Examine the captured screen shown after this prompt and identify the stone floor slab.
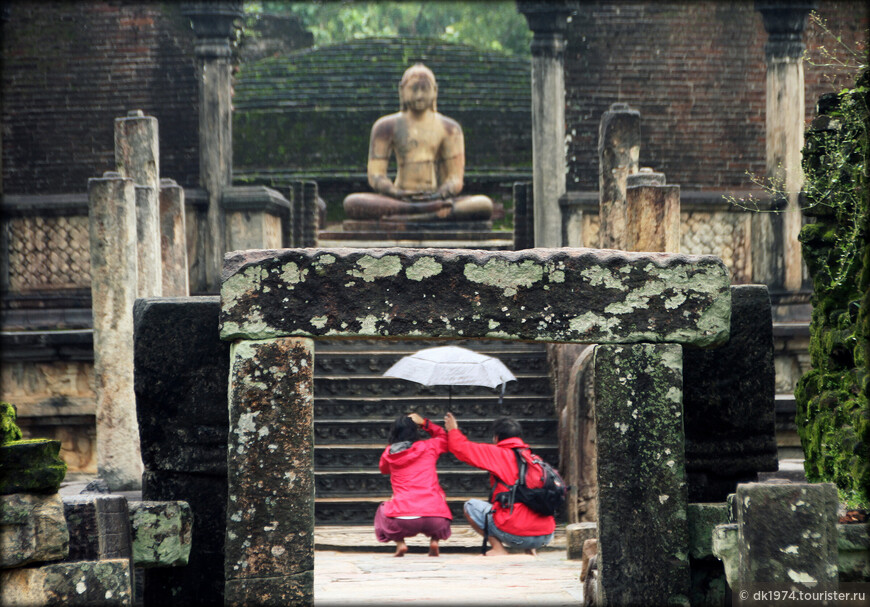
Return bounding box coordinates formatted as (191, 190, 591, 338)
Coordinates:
(314, 550, 582, 606)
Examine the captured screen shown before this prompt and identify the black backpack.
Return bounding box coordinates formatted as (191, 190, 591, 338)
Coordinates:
(493, 447, 568, 517)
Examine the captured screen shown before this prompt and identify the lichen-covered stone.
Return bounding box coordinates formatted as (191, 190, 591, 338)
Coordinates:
(736, 482, 838, 591)
(837, 522, 870, 582)
(129, 501, 191, 568)
(1, 401, 23, 445)
(683, 285, 778, 501)
(220, 247, 731, 347)
(0, 558, 132, 606)
(224, 570, 313, 607)
(687, 503, 729, 560)
(0, 493, 69, 568)
(63, 494, 132, 563)
(593, 343, 690, 606)
(0, 439, 67, 495)
(226, 337, 314, 602)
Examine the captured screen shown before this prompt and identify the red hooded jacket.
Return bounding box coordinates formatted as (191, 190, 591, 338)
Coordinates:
(447, 429, 555, 537)
(378, 420, 452, 519)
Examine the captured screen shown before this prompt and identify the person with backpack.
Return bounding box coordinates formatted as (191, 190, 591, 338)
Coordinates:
(444, 412, 561, 556)
(375, 413, 452, 557)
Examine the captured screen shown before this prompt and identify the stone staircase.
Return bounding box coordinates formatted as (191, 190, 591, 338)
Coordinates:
(313, 339, 557, 525)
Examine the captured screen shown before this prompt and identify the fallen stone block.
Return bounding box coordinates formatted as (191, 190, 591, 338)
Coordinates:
(0, 439, 67, 495)
(1, 493, 69, 568)
(0, 558, 132, 606)
(736, 482, 838, 591)
(566, 521, 597, 560)
(128, 501, 192, 568)
(63, 495, 132, 562)
(837, 522, 870, 582)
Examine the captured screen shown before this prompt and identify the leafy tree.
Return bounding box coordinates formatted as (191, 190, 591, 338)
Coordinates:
(244, 1, 532, 57)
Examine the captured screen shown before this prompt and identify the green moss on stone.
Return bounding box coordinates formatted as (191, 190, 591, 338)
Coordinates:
(0, 439, 67, 495)
(1, 402, 23, 445)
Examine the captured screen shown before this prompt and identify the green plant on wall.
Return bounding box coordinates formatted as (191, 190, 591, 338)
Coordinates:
(795, 61, 868, 508)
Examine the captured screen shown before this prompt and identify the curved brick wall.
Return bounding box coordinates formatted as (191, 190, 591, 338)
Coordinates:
(232, 37, 533, 184)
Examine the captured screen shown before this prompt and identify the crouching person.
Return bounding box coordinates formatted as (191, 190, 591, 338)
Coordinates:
(375, 413, 452, 557)
(444, 413, 555, 556)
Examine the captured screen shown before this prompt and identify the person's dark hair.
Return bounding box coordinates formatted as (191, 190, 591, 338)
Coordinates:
(491, 417, 523, 442)
(389, 415, 419, 444)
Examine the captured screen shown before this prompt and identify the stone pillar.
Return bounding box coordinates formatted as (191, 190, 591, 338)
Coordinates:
(115, 110, 162, 298)
(625, 168, 680, 253)
(225, 337, 314, 606)
(159, 179, 189, 297)
(134, 297, 230, 606)
(223, 185, 292, 253)
(518, 2, 573, 248)
(182, 2, 243, 293)
(88, 172, 142, 490)
(735, 482, 838, 592)
(757, 2, 814, 291)
(593, 343, 690, 606)
(598, 103, 641, 250)
(513, 182, 534, 250)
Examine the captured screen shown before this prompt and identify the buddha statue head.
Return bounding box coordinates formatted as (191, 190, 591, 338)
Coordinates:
(399, 63, 438, 112)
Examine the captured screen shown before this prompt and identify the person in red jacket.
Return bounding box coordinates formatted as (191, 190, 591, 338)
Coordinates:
(375, 412, 452, 557)
(444, 412, 555, 556)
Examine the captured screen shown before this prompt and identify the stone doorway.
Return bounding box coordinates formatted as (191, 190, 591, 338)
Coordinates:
(218, 245, 730, 605)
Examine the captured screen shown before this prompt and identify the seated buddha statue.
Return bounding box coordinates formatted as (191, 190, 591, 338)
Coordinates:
(343, 63, 493, 222)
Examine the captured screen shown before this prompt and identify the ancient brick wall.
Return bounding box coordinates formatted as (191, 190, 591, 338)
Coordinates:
(1, 1, 199, 195)
(564, 0, 868, 191)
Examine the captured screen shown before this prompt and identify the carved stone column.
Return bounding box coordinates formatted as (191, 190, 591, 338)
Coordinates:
(756, 2, 814, 291)
(182, 2, 243, 293)
(518, 2, 573, 248)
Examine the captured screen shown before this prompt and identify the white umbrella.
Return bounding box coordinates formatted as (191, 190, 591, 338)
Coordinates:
(383, 345, 517, 405)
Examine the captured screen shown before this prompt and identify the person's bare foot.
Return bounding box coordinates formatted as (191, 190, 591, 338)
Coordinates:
(394, 541, 408, 557)
(428, 539, 440, 557)
(524, 548, 537, 556)
(485, 537, 509, 557)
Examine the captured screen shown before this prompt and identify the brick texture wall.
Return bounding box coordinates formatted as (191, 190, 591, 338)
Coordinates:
(564, 0, 868, 191)
(1, 1, 199, 195)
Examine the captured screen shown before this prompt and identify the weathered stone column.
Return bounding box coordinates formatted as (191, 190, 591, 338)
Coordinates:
(735, 482, 838, 592)
(182, 2, 243, 293)
(625, 168, 680, 253)
(225, 337, 314, 606)
(88, 172, 142, 490)
(593, 343, 690, 605)
(115, 110, 162, 298)
(598, 103, 641, 250)
(518, 2, 573, 248)
(757, 2, 814, 291)
(159, 178, 189, 297)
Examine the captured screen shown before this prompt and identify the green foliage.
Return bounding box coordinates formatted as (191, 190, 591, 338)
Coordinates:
(244, 1, 532, 57)
(1, 402, 23, 445)
(795, 66, 869, 509)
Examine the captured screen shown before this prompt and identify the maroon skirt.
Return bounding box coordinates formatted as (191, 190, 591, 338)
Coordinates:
(374, 503, 452, 542)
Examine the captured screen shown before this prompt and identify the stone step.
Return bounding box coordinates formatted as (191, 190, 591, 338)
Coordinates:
(315, 498, 567, 526)
(313, 524, 568, 553)
(313, 418, 558, 445)
(314, 446, 559, 470)
(313, 376, 552, 399)
(314, 350, 548, 376)
(315, 469, 492, 497)
(314, 395, 556, 420)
